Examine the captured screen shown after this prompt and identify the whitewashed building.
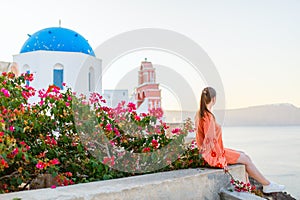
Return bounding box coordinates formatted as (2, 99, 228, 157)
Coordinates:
(102, 90, 129, 108)
(13, 27, 101, 95)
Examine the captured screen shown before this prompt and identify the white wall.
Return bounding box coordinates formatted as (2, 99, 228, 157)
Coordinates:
(13, 50, 102, 96)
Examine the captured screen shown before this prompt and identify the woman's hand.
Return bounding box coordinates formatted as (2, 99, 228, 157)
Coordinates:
(223, 166, 229, 173)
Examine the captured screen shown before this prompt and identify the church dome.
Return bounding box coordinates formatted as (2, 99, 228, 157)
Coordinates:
(20, 27, 95, 56)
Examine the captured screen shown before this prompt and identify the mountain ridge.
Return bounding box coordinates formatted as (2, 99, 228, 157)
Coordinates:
(164, 103, 300, 126)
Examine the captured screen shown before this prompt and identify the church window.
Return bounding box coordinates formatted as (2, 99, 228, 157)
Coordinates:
(88, 67, 95, 92)
(53, 63, 64, 89)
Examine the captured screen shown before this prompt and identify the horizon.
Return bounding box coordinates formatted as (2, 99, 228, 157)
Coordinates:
(163, 102, 299, 112)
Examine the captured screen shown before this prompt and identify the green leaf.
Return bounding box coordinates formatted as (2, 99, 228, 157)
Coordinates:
(17, 177, 23, 185)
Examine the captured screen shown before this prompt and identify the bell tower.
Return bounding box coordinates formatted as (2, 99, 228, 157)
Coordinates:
(136, 59, 161, 109)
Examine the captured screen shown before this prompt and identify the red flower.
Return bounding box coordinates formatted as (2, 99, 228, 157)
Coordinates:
(65, 172, 72, 177)
(134, 115, 141, 121)
(0, 158, 9, 168)
(142, 147, 151, 152)
(216, 163, 223, 168)
(151, 139, 159, 149)
(45, 136, 58, 147)
(24, 73, 34, 81)
(46, 85, 60, 93)
(211, 151, 216, 157)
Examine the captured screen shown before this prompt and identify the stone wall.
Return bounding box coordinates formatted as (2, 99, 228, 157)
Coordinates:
(1, 165, 247, 200)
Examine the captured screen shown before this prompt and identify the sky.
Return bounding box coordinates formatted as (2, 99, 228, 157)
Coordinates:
(0, 0, 300, 110)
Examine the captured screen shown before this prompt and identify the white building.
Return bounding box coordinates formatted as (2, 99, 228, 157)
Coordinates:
(13, 27, 101, 95)
(102, 90, 129, 108)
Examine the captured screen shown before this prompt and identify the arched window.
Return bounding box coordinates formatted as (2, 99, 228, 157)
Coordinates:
(88, 67, 95, 92)
(23, 64, 30, 86)
(53, 63, 64, 89)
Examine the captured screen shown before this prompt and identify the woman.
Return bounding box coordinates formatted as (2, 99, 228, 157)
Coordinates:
(195, 87, 285, 193)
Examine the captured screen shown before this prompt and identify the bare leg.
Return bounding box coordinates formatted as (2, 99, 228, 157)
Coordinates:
(236, 152, 270, 186)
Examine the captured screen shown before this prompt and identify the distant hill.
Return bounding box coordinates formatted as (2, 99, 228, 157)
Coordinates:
(219, 103, 300, 126)
(165, 103, 300, 126)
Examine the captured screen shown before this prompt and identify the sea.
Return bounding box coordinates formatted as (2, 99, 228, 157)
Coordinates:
(222, 126, 300, 199)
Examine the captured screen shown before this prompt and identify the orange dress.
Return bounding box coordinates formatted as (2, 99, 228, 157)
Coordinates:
(195, 112, 240, 168)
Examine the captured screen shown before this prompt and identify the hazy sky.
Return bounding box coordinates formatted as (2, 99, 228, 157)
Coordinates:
(1, 0, 300, 109)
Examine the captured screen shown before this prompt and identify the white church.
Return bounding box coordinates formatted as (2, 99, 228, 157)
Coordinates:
(1, 26, 165, 114)
(12, 26, 102, 95)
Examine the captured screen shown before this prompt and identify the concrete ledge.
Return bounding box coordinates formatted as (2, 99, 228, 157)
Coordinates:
(1, 165, 246, 200)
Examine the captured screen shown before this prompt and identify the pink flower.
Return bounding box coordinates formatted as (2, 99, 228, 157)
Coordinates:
(36, 161, 46, 169)
(65, 102, 70, 107)
(148, 107, 164, 118)
(109, 140, 115, 146)
(127, 102, 136, 112)
(113, 127, 120, 136)
(39, 100, 44, 106)
(12, 148, 19, 155)
(0, 132, 4, 137)
(105, 124, 113, 132)
(103, 157, 110, 164)
(102, 156, 115, 167)
(171, 128, 181, 134)
(9, 126, 15, 132)
(51, 185, 56, 189)
(49, 158, 60, 165)
(26, 145, 31, 151)
(1, 88, 10, 98)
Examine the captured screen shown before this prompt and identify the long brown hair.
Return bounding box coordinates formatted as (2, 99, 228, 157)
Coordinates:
(198, 87, 216, 119)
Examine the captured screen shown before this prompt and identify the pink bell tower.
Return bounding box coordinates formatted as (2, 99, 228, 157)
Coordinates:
(136, 58, 161, 109)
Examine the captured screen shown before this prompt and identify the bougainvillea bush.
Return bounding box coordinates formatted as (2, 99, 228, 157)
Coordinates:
(0, 72, 205, 193)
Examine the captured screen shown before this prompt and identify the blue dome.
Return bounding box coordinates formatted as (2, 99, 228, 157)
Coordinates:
(20, 27, 95, 56)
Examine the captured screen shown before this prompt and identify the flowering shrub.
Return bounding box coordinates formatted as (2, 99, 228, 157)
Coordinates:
(0, 72, 205, 193)
(226, 171, 256, 193)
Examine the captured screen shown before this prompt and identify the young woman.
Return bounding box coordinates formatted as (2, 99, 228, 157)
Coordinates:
(195, 87, 285, 193)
